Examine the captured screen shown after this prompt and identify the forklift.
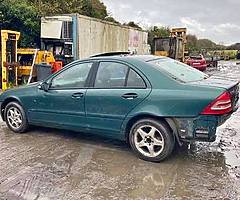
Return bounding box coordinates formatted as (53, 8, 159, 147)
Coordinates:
(17, 48, 59, 84)
(153, 28, 187, 62)
(0, 30, 20, 91)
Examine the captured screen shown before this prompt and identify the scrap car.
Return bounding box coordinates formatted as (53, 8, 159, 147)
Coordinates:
(0, 54, 239, 162)
(186, 54, 208, 71)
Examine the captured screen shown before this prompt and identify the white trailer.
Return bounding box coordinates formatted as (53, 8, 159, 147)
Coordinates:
(41, 14, 149, 63)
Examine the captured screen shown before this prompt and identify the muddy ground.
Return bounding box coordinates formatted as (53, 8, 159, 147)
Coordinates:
(0, 61, 239, 200)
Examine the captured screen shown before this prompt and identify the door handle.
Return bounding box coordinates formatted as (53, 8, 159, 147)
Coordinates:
(72, 92, 84, 99)
(122, 93, 138, 99)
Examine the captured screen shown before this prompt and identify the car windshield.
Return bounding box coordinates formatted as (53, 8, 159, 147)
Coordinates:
(149, 58, 209, 83)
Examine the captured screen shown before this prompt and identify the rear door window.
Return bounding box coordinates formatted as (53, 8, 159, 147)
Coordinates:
(94, 62, 128, 88)
(127, 69, 146, 88)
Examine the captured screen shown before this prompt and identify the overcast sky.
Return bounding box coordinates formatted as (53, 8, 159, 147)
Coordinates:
(101, 0, 240, 45)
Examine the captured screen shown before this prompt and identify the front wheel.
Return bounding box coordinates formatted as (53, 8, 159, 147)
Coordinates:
(4, 102, 29, 133)
(129, 118, 175, 162)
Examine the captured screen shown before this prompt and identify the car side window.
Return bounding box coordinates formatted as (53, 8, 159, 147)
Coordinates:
(127, 69, 146, 88)
(50, 62, 92, 89)
(95, 62, 128, 88)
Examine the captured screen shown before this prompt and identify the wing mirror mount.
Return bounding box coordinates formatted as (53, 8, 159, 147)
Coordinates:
(38, 82, 50, 91)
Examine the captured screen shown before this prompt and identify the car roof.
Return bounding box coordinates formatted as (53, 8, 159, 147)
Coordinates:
(127, 55, 165, 62)
(87, 54, 166, 62)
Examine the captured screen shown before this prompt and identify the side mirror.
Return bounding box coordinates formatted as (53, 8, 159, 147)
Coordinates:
(38, 82, 49, 91)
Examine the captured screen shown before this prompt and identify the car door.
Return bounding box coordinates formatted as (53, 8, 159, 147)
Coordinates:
(29, 62, 93, 129)
(85, 61, 151, 136)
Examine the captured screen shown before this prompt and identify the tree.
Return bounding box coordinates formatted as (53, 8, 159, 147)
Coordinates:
(197, 39, 217, 50)
(0, 0, 40, 47)
(186, 34, 227, 54)
(148, 26, 170, 38)
(227, 43, 240, 50)
(104, 16, 120, 24)
(0, 0, 111, 47)
(123, 21, 142, 30)
(26, 0, 108, 18)
(186, 34, 198, 52)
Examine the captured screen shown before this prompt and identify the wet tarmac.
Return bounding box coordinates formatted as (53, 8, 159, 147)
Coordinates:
(0, 61, 239, 200)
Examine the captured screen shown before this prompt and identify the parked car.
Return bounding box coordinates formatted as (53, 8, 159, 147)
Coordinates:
(205, 56, 220, 68)
(0, 55, 239, 162)
(186, 55, 208, 71)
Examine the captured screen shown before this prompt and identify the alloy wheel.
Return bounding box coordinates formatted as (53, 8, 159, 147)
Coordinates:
(6, 107, 23, 130)
(134, 125, 165, 157)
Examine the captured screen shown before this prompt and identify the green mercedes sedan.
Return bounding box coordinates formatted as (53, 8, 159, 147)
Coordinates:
(0, 55, 239, 162)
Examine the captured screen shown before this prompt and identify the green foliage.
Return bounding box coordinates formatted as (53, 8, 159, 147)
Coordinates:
(226, 43, 240, 50)
(148, 26, 170, 38)
(123, 21, 142, 30)
(0, 0, 110, 47)
(104, 16, 120, 24)
(26, 0, 108, 18)
(0, 0, 40, 47)
(197, 39, 217, 50)
(186, 34, 227, 54)
(186, 34, 198, 52)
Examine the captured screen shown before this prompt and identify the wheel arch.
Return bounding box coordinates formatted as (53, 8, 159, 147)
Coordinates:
(124, 114, 181, 145)
(1, 97, 24, 121)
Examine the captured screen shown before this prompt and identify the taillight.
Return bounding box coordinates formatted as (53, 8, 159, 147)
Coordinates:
(201, 91, 232, 115)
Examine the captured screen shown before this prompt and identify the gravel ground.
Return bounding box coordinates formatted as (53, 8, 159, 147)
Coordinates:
(0, 60, 239, 200)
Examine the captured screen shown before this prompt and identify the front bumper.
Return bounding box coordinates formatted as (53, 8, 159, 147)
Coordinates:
(175, 113, 232, 142)
(193, 64, 207, 71)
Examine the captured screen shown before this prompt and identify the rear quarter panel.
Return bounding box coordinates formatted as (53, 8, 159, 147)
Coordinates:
(121, 82, 224, 137)
(127, 86, 224, 118)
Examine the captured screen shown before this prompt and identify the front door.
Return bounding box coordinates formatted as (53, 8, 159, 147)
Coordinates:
(29, 62, 93, 129)
(85, 61, 151, 136)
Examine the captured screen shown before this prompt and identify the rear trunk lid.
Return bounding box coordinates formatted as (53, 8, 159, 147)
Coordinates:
(191, 76, 238, 89)
(190, 75, 239, 110)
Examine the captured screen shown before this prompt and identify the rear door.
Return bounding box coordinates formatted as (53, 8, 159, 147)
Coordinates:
(85, 61, 151, 136)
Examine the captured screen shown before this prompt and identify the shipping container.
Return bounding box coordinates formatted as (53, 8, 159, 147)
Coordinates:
(41, 14, 150, 63)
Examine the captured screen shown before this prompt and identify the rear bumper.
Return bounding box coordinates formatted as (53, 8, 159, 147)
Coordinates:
(192, 64, 207, 71)
(175, 113, 233, 142)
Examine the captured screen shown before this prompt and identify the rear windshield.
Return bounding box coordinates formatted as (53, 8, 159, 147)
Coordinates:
(149, 58, 208, 83)
(190, 56, 202, 60)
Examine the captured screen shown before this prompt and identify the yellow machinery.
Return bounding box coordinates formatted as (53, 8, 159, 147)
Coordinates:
(153, 28, 187, 62)
(0, 30, 20, 91)
(17, 48, 55, 83)
(208, 50, 238, 60)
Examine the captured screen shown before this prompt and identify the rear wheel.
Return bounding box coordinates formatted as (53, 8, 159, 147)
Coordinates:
(4, 102, 29, 133)
(129, 118, 175, 162)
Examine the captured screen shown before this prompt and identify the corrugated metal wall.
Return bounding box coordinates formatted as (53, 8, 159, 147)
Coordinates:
(77, 15, 149, 59)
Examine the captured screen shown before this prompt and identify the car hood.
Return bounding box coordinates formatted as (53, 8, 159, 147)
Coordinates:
(189, 75, 239, 90)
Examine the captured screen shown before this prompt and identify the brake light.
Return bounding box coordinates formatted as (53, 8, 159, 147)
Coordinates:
(201, 91, 232, 115)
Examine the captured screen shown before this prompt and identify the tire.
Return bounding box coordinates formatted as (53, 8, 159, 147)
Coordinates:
(4, 101, 29, 133)
(129, 118, 175, 162)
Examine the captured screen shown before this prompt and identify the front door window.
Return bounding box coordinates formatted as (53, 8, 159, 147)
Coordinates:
(50, 62, 92, 89)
